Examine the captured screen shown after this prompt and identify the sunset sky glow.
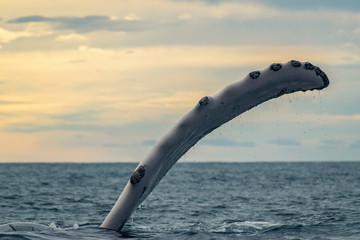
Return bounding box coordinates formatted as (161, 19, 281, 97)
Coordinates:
(1, 0, 360, 162)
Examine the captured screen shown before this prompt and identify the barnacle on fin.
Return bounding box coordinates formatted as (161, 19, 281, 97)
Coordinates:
(304, 62, 315, 70)
(314, 66, 330, 88)
(249, 71, 261, 79)
(270, 63, 282, 71)
(290, 60, 301, 68)
(199, 96, 210, 106)
(130, 166, 145, 184)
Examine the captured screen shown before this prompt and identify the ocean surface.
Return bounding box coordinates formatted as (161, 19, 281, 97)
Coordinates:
(0, 162, 359, 240)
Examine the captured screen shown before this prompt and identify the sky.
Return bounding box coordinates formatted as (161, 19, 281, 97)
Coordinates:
(0, 0, 359, 162)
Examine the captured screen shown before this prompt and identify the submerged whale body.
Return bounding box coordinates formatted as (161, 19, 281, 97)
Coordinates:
(100, 60, 330, 231)
(0, 222, 50, 232)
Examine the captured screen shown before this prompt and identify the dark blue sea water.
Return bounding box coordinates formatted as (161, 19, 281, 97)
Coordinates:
(0, 162, 359, 240)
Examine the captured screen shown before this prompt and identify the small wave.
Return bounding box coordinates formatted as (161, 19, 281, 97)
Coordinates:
(211, 220, 280, 234)
(241, 221, 279, 230)
(48, 222, 61, 230)
(260, 223, 305, 233)
(48, 222, 81, 231)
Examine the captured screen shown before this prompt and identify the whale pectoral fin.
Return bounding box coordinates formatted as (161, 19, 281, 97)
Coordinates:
(100, 60, 330, 232)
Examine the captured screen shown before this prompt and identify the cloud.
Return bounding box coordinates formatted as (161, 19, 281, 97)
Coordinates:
(102, 143, 128, 148)
(77, 45, 113, 55)
(178, 14, 192, 20)
(67, 59, 87, 64)
(8, 15, 145, 33)
(0, 23, 53, 43)
(172, 0, 360, 12)
(200, 138, 255, 147)
(0, 100, 25, 105)
(3, 1, 360, 52)
(8, 15, 50, 23)
(141, 139, 157, 146)
(238, 142, 256, 147)
(49, 110, 102, 123)
(267, 138, 301, 146)
(322, 140, 345, 145)
(258, 0, 360, 11)
(55, 33, 87, 42)
(0, 27, 29, 43)
(322, 114, 360, 123)
(353, 27, 360, 37)
(123, 13, 142, 21)
(350, 140, 360, 148)
(4, 122, 117, 133)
